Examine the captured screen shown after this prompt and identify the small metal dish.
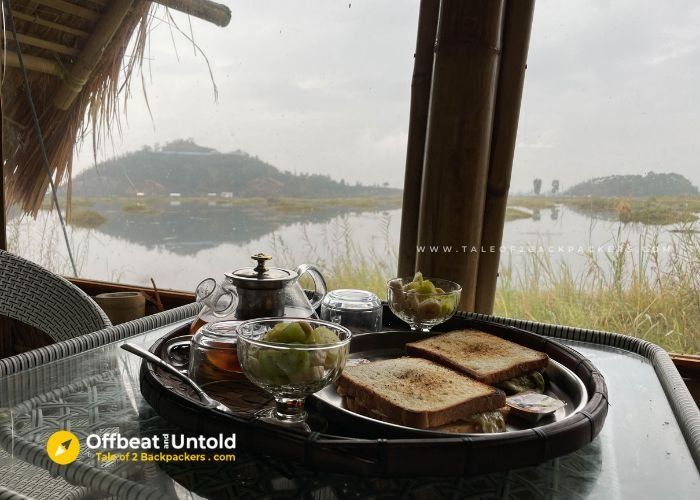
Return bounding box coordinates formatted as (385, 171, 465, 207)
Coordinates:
(506, 391, 567, 423)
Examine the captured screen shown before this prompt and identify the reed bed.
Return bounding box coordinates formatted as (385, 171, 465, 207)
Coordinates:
(275, 220, 700, 354)
(494, 226, 700, 353)
(271, 214, 398, 298)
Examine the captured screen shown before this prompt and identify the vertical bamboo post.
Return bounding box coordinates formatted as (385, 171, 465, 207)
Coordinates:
(1, 159, 5, 251)
(415, 0, 505, 311)
(397, 0, 440, 278)
(475, 0, 535, 313)
(1, 98, 5, 250)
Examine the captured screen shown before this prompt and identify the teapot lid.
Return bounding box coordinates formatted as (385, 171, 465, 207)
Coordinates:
(225, 253, 297, 289)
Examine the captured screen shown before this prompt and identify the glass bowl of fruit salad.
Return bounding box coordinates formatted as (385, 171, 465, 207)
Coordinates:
(387, 273, 462, 332)
(237, 318, 352, 424)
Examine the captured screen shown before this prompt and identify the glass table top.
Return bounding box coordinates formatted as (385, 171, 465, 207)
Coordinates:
(0, 320, 698, 499)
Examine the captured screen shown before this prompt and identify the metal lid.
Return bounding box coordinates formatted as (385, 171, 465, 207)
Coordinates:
(225, 253, 297, 290)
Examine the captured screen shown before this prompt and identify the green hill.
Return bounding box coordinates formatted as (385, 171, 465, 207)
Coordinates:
(566, 172, 699, 197)
(71, 139, 400, 198)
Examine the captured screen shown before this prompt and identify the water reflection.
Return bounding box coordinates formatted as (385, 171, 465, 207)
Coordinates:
(9, 204, 689, 291)
(94, 202, 376, 255)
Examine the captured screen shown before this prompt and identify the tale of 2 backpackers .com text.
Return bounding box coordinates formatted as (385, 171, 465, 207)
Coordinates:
(94, 451, 236, 463)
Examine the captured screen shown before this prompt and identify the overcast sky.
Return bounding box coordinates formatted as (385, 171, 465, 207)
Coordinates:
(75, 0, 700, 193)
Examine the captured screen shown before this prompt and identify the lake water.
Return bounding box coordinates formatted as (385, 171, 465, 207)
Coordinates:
(7, 203, 693, 293)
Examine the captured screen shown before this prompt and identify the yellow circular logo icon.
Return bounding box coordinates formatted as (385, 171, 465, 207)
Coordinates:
(46, 431, 80, 465)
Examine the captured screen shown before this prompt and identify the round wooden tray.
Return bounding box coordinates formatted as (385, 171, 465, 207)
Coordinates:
(139, 314, 608, 476)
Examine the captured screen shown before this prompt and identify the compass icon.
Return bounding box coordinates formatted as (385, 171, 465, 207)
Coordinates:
(46, 431, 80, 465)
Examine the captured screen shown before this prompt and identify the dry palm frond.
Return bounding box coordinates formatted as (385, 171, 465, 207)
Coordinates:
(2, 0, 228, 217)
(2, 0, 159, 216)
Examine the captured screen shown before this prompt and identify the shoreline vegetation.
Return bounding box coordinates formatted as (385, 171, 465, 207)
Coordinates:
(43, 194, 700, 229)
(40, 195, 405, 228)
(21, 193, 700, 354)
(509, 195, 700, 225)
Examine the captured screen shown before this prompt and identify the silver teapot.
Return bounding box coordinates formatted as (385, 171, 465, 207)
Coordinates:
(195, 253, 327, 321)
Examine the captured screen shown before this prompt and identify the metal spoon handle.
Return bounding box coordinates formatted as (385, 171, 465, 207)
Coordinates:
(121, 342, 212, 405)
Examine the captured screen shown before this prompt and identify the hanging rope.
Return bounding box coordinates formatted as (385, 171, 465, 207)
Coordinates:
(4, 1, 78, 276)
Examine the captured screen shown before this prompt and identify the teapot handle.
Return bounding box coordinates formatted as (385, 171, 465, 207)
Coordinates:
(195, 278, 238, 319)
(294, 264, 328, 310)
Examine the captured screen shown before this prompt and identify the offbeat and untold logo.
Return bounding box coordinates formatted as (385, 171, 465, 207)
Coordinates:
(46, 430, 81, 465)
(45, 431, 237, 464)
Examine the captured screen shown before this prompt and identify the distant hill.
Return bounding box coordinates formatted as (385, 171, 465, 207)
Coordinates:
(71, 139, 400, 198)
(566, 172, 699, 197)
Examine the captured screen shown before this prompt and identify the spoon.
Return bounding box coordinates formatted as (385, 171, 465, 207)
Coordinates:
(121, 342, 230, 413)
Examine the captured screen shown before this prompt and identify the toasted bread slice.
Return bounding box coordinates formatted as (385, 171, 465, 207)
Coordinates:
(336, 357, 505, 429)
(405, 329, 549, 384)
(345, 395, 510, 433)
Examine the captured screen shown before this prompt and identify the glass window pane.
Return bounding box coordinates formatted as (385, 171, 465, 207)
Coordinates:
(499, 0, 700, 353)
(7, 1, 418, 299)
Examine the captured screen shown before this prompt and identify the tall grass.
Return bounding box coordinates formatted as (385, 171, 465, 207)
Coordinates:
(5, 210, 89, 277)
(270, 213, 397, 298)
(272, 219, 700, 354)
(495, 225, 700, 353)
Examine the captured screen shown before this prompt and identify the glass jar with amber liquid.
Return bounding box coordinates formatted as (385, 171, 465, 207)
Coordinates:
(189, 321, 243, 384)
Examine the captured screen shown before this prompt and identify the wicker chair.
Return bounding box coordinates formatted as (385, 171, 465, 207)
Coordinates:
(0, 486, 31, 500)
(0, 249, 111, 343)
(0, 303, 201, 499)
(0, 250, 111, 499)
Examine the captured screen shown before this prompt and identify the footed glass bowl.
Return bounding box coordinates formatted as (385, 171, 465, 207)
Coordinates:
(387, 276, 462, 332)
(237, 318, 352, 424)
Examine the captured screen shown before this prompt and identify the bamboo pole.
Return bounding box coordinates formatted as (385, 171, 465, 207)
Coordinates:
(10, 11, 90, 39)
(0, 125, 5, 251)
(397, 0, 440, 278)
(3, 50, 62, 75)
(415, 0, 505, 311)
(52, 0, 135, 110)
(152, 0, 232, 27)
(5, 31, 80, 57)
(475, 0, 535, 313)
(30, 0, 100, 21)
(0, 192, 5, 250)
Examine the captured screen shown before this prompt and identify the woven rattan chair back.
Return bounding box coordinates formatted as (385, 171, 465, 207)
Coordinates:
(0, 250, 111, 343)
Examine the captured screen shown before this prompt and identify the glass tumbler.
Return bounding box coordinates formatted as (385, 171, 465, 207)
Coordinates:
(320, 289, 383, 333)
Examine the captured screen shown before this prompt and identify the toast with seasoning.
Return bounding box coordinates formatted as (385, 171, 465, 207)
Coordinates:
(405, 329, 549, 393)
(336, 357, 506, 430)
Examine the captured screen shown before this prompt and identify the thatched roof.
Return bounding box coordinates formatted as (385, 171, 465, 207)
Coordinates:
(1, 0, 231, 216)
